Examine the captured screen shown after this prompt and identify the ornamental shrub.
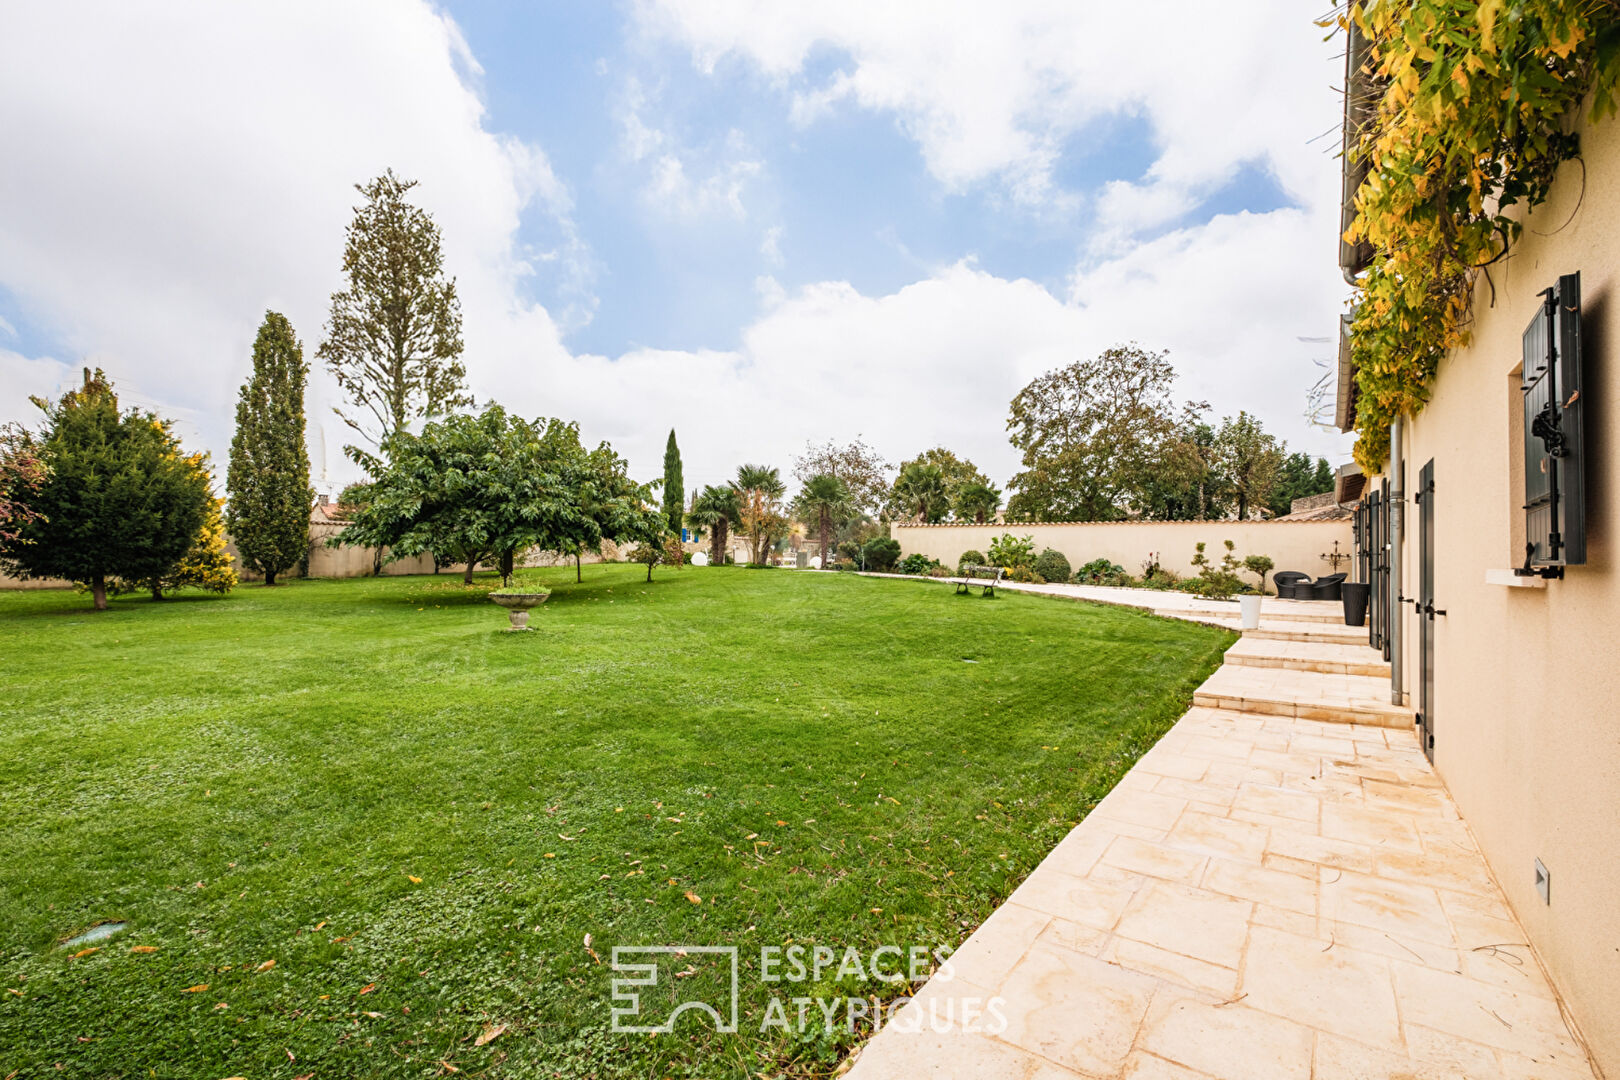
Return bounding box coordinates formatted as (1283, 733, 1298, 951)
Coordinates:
(1007, 565, 1044, 584)
(1076, 557, 1128, 585)
(861, 536, 901, 572)
(958, 548, 985, 568)
(897, 552, 938, 575)
(987, 533, 1035, 569)
(1033, 549, 1071, 585)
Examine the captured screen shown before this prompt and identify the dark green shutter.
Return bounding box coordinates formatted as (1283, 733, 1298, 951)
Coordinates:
(1520, 273, 1586, 568)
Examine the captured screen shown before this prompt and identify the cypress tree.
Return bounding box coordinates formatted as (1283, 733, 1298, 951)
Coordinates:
(662, 429, 684, 536)
(227, 311, 314, 586)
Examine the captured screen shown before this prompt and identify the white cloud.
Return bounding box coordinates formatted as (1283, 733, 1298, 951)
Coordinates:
(0, 2, 1351, 510)
(0, 0, 582, 479)
(618, 78, 763, 220)
(636, 0, 1340, 235)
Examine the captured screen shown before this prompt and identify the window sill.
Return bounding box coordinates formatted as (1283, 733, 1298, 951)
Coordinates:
(1484, 569, 1547, 589)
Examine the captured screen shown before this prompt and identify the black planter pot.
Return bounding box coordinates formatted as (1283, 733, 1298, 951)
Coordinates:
(1341, 582, 1370, 627)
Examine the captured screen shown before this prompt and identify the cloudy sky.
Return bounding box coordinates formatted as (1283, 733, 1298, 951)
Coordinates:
(0, 1, 1354, 497)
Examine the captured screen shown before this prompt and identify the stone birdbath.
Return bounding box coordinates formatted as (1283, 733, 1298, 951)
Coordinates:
(489, 588, 550, 631)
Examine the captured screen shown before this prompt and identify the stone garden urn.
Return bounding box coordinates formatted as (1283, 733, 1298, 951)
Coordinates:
(490, 588, 550, 631)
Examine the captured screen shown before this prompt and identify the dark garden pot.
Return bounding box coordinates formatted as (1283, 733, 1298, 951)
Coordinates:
(1341, 582, 1370, 627)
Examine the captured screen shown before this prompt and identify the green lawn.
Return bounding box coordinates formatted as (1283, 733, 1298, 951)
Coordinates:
(0, 565, 1231, 1079)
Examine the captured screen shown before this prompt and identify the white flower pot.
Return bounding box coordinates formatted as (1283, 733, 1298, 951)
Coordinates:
(1239, 594, 1263, 630)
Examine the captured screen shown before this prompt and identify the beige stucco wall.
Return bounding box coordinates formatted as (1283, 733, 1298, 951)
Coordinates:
(1369, 101, 1620, 1071)
(894, 520, 1352, 588)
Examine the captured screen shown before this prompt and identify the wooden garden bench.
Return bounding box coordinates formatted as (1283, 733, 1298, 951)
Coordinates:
(952, 564, 1005, 597)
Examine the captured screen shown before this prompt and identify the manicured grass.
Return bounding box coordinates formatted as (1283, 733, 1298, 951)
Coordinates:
(0, 566, 1231, 1078)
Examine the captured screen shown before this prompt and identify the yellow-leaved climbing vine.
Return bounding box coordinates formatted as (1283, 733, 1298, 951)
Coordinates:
(1339, 0, 1620, 471)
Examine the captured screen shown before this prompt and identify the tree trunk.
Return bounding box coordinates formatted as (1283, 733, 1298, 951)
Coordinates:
(150, 583, 163, 601)
(1238, 492, 1249, 521)
(646, 560, 653, 582)
(264, 568, 277, 587)
(820, 510, 831, 570)
(575, 552, 582, 583)
(91, 573, 107, 611)
(463, 560, 475, 585)
(499, 547, 515, 586)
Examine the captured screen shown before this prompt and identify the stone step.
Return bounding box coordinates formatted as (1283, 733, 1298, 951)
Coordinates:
(1192, 665, 1414, 729)
(1260, 606, 1350, 625)
(1223, 635, 1390, 677)
(1243, 621, 1371, 645)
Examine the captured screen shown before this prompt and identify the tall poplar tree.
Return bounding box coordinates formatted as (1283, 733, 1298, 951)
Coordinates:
(317, 170, 472, 467)
(661, 429, 683, 536)
(227, 311, 314, 586)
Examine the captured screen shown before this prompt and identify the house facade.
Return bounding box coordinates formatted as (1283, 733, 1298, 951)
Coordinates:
(1338, 79, 1620, 1072)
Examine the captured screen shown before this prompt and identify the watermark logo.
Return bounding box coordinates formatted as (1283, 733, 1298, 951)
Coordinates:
(609, 943, 1005, 1036)
(610, 945, 740, 1034)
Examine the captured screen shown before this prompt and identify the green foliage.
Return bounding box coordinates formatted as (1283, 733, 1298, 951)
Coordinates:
(1007, 565, 1044, 584)
(688, 484, 742, 566)
(1213, 412, 1282, 521)
(1007, 345, 1200, 521)
(890, 461, 950, 522)
(987, 533, 1036, 569)
(226, 311, 314, 586)
(1268, 452, 1335, 517)
(1032, 548, 1072, 585)
(338, 404, 662, 585)
(887, 447, 990, 521)
(661, 429, 683, 536)
(317, 170, 471, 464)
(957, 548, 986, 569)
(793, 473, 853, 572)
(1076, 557, 1129, 586)
(734, 464, 788, 565)
(952, 480, 1002, 524)
(0, 370, 212, 609)
(0, 423, 47, 545)
(1338, 1, 1620, 470)
(896, 553, 940, 575)
(792, 437, 892, 519)
(1190, 540, 1245, 600)
(1242, 553, 1275, 593)
(115, 491, 238, 600)
(861, 535, 901, 572)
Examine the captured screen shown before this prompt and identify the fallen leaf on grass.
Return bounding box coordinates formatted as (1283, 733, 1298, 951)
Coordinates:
(775, 820, 788, 826)
(583, 933, 600, 964)
(407, 875, 422, 884)
(213, 1003, 228, 1011)
(182, 984, 209, 993)
(255, 959, 276, 972)
(71, 948, 99, 959)
(684, 891, 702, 905)
(364, 1011, 383, 1018)
(358, 983, 377, 995)
(130, 945, 158, 954)
(474, 1023, 507, 1047)
(543, 853, 555, 859)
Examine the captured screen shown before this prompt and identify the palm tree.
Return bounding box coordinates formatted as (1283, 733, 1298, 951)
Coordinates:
(892, 462, 949, 522)
(732, 464, 786, 564)
(687, 484, 741, 565)
(794, 473, 852, 570)
(953, 480, 1002, 524)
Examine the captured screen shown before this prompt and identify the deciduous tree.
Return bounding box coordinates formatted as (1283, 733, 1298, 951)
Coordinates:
(1006, 345, 1192, 522)
(0, 423, 47, 544)
(318, 170, 471, 466)
(1214, 411, 1283, 522)
(227, 311, 314, 586)
(792, 437, 891, 519)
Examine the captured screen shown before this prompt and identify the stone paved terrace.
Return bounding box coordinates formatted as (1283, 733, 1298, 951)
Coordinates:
(844, 581, 1598, 1079)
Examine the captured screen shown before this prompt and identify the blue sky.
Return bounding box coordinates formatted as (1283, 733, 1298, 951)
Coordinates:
(0, 1, 1353, 492)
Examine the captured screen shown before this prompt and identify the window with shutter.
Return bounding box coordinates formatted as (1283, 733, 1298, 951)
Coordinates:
(1519, 272, 1586, 573)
